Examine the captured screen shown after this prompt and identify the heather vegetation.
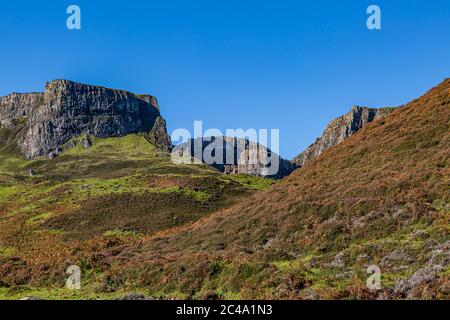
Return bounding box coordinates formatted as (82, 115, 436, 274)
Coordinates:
(0, 80, 449, 300)
(0, 134, 275, 299)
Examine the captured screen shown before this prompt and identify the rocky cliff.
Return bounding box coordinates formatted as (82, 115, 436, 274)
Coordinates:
(174, 136, 297, 179)
(0, 80, 171, 159)
(292, 106, 394, 167)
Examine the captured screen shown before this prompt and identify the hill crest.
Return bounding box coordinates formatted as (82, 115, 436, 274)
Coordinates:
(0, 80, 171, 159)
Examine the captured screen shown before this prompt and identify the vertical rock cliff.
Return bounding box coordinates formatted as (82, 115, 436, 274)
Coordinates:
(0, 80, 172, 158)
(292, 106, 394, 167)
(174, 136, 297, 179)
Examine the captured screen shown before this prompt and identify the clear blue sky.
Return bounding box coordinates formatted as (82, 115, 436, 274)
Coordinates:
(1, 0, 449, 158)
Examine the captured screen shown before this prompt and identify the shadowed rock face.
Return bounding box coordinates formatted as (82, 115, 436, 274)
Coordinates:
(0, 80, 171, 158)
(292, 106, 394, 167)
(174, 136, 298, 179)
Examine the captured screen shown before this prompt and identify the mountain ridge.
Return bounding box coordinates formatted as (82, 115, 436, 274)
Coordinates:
(0, 78, 448, 300)
(0, 79, 172, 159)
(123, 78, 449, 299)
(174, 136, 298, 179)
(292, 105, 395, 167)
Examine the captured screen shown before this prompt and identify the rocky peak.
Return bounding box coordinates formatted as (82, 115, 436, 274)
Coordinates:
(0, 92, 44, 128)
(174, 136, 297, 179)
(292, 106, 394, 167)
(0, 80, 171, 159)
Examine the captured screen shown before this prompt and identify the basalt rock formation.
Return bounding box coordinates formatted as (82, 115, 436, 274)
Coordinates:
(0, 80, 171, 159)
(292, 106, 394, 167)
(173, 136, 297, 179)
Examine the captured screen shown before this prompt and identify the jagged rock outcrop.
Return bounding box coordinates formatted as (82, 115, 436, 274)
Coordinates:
(0, 80, 171, 158)
(173, 136, 297, 179)
(292, 106, 394, 167)
(146, 116, 171, 152)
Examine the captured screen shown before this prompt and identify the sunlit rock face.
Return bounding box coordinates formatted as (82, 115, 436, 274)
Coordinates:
(0, 80, 171, 159)
(292, 106, 394, 167)
(174, 136, 297, 179)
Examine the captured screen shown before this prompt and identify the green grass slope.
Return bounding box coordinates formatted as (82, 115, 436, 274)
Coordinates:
(110, 79, 448, 300)
(0, 134, 274, 299)
(0, 79, 448, 300)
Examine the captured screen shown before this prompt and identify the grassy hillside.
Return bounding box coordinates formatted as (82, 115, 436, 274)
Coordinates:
(95, 79, 447, 300)
(0, 134, 274, 299)
(0, 80, 448, 300)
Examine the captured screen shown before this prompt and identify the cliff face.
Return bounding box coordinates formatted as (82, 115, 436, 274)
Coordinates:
(0, 80, 171, 158)
(174, 136, 297, 179)
(292, 106, 394, 167)
(0, 92, 44, 128)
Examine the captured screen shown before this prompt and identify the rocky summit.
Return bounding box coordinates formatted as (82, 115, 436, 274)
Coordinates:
(174, 136, 297, 179)
(0, 80, 171, 159)
(293, 106, 394, 167)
